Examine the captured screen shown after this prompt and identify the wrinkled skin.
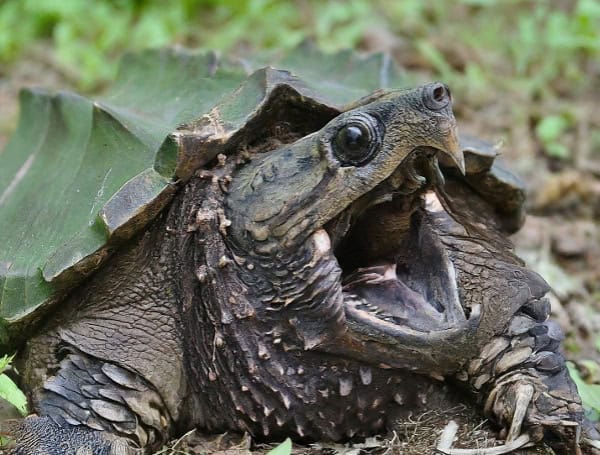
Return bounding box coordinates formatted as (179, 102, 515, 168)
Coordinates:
(2, 83, 596, 454)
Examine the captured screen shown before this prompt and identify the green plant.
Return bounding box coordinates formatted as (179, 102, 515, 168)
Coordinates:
(535, 113, 574, 159)
(267, 438, 292, 455)
(568, 361, 600, 422)
(0, 354, 27, 416)
(0, 0, 374, 90)
(1, 0, 599, 107)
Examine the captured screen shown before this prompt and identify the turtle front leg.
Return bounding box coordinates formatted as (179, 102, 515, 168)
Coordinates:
(5, 348, 171, 454)
(465, 307, 600, 452)
(1, 415, 132, 454)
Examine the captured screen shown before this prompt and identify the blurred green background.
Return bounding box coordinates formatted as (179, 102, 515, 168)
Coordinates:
(1, 0, 599, 162)
(1, 0, 600, 426)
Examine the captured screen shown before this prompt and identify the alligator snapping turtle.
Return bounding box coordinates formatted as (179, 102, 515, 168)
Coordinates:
(0, 48, 598, 454)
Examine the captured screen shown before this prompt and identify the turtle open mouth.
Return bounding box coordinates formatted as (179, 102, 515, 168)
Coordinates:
(325, 148, 470, 336)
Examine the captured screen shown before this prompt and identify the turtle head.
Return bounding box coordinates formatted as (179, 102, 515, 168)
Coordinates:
(226, 82, 462, 250)
(223, 80, 548, 375)
(224, 83, 503, 359)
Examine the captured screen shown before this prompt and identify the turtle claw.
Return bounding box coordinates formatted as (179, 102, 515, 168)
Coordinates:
(436, 422, 532, 455)
(505, 383, 533, 442)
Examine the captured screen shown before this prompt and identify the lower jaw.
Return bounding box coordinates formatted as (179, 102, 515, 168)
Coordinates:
(315, 191, 474, 371)
(334, 191, 466, 330)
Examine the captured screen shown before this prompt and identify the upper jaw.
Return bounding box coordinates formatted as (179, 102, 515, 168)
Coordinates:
(325, 147, 446, 253)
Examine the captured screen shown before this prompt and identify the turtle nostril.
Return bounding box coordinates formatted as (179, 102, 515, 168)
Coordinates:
(433, 85, 447, 102)
(423, 83, 451, 110)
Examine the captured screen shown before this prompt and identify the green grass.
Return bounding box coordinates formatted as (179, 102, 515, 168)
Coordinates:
(1, 0, 599, 96)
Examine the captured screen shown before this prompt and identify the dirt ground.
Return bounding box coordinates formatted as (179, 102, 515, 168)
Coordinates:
(1, 44, 599, 454)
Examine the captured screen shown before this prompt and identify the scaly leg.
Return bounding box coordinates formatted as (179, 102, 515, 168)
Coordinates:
(1, 416, 132, 454)
(3, 347, 171, 454)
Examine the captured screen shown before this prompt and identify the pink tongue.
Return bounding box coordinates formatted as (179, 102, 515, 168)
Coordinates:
(343, 264, 446, 329)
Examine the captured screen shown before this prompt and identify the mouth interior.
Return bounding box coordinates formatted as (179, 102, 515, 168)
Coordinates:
(325, 149, 467, 334)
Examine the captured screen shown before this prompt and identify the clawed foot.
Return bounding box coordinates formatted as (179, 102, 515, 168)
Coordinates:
(453, 314, 600, 454)
(437, 418, 600, 455)
(437, 388, 600, 455)
(486, 378, 600, 454)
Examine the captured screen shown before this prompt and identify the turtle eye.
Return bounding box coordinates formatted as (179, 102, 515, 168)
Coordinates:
(332, 114, 382, 166)
(423, 82, 451, 111)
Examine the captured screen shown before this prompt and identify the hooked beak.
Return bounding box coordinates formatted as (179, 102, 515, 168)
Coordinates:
(440, 126, 465, 175)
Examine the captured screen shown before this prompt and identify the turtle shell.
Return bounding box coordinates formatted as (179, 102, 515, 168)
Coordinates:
(0, 45, 525, 348)
(439, 134, 526, 233)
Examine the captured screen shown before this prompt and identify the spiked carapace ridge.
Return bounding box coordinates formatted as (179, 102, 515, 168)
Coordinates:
(0, 47, 597, 454)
